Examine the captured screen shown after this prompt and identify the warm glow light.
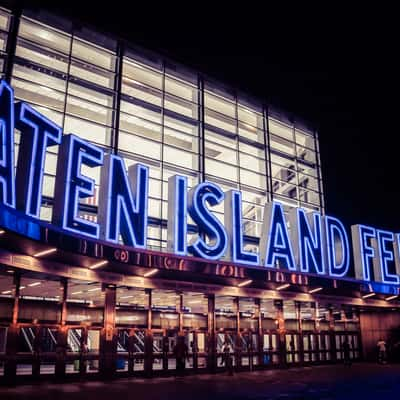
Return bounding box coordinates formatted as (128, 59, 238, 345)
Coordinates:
(71, 291, 82, 295)
(386, 295, 398, 301)
(1, 290, 12, 294)
(362, 292, 375, 299)
(28, 282, 41, 287)
(33, 248, 57, 257)
(238, 279, 252, 287)
(88, 287, 101, 292)
(276, 283, 290, 291)
(0, 230, 5, 234)
(144, 269, 158, 278)
(120, 295, 134, 299)
(309, 287, 323, 294)
(89, 260, 108, 270)
(188, 300, 202, 304)
(20, 286, 26, 290)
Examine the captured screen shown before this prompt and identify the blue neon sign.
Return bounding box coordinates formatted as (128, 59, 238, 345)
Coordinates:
(0, 79, 399, 286)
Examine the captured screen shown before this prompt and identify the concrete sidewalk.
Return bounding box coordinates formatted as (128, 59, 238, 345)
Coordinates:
(1, 363, 400, 400)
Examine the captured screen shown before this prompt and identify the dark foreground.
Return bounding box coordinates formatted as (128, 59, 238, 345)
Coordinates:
(1, 363, 399, 400)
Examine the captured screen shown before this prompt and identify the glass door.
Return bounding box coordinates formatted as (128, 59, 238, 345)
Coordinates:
(262, 333, 280, 365)
(285, 333, 300, 364)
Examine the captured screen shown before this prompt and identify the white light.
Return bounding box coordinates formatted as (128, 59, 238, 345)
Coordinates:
(89, 260, 108, 270)
(188, 300, 202, 304)
(0, 230, 5, 234)
(238, 279, 252, 287)
(1, 290, 12, 294)
(144, 269, 158, 278)
(362, 292, 375, 299)
(309, 287, 323, 294)
(28, 282, 41, 287)
(6, 270, 13, 274)
(88, 287, 101, 292)
(71, 291, 82, 295)
(33, 248, 57, 257)
(276, 283, 290, 291)
(20, 286, 26, 290)
(386, 295, 398, 301)
(120, 295, 134, 299)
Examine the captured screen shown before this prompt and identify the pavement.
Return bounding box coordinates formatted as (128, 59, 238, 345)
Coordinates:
(1, 363, 400, 400)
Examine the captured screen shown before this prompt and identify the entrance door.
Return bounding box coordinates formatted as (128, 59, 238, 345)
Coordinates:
(262, 333, 280, 365)
(116, 328, 146, 373)
(216, 331, 236, 368)
(335, 333, 360, 361)
(183, 330, 207, 370)
(302, 332, 317, 363)
(285, 333, 300, 364)
(317, 332, 331, 362)
(239, 332, 258, 369)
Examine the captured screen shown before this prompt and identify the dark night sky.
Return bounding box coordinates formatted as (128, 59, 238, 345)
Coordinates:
(5, 1, 400, 232)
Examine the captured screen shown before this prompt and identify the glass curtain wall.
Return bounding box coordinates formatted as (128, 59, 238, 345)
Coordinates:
(7, 10, 324, 253)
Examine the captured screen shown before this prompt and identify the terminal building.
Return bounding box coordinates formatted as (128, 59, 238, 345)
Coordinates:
(0, 3, 399, 384)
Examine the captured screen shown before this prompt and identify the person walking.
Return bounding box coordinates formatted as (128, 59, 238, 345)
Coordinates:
(377, 338, 387, 364)
(173, 336, 189, 376)
(342, 338, 352, 366)
(220, 341, 233, 375)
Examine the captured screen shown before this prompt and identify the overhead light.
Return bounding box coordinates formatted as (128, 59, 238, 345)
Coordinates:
(188, 300, 202, 304)
(144, 269, 158, 278)
(1, 290, 12, 294)
(276, 283, 290, 291)
(0, 230, 5, 234)
(386, 295, 398, 301)
(89, 260, 108, 270)
(28, 282, 41, 287)
(33, 248, 57, 257)
(238, 279, 252, 287)
(6, 270, 13, 274)
(88, 287, 101, 292)
(120, 295, 134, 299)
(20, 286, 26, 290)
(71, 291, 82, 295)
(309, 287, 323, 294)
(362, 292, 375, 299)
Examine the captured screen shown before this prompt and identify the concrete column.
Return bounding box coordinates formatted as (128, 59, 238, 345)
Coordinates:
(55, 279, 68, 379)
(99, 284, 117, 379)
(144, 289, 153, 376)
(4, 273, 20, 385)
(207, 294, 216, 372)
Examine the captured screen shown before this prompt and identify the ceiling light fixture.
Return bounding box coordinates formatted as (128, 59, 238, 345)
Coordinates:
(309, 287, 323, 294)
(89, 260, 108, 270)
(238, 279, 252, 287)
(33, 248, 57, 257)
(276, 283, 290, 291)
(144, 269, 158, 278)
(28, 282, 41, 287)
(362, 292, 375, 299)
(386, 295, 398, 301)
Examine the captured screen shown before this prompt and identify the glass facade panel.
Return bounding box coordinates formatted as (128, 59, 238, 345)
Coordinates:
(5, 9, 324, 258)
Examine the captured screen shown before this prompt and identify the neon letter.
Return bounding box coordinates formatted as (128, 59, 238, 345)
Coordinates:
(98, 155, 148, 248)
(351, 224, 376, 281)
(187, 181, 227, 260)
(324, 216, 350, 277)
(0, 80, 15, 208)
(260, 201, 296, 270)
(15, 102, 62, 217)
(167, 175, 187, 256)
(376, 230, 399, 284)
(53, 134, 103, 239)
(224, 190, 259, 265)
(290, 208, 325, 274)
